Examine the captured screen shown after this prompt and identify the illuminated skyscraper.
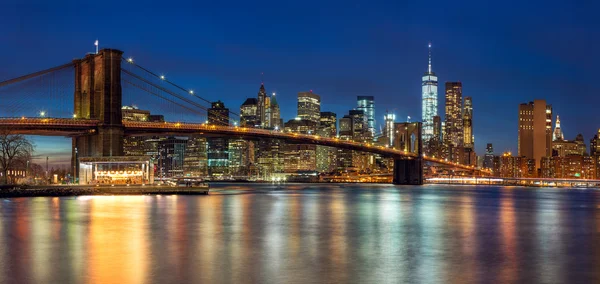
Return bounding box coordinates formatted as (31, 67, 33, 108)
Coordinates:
(357, 96, 375, 139)
(207, 101, 230, 176)
(257, 83, 267, 127)
(462, 97, 475, 165)
(297, 91, 321, 123)
(384, 112, 396, 147)
(422, 43, 438, 142)
(444, 82, 463, 163)
(270, 93, 282, 129)
(317, 112, 337, 173)
(463, 97, 473, 149)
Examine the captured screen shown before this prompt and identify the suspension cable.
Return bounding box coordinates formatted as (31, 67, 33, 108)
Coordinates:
(122, 58, 240, 117)
(122, 69, 232, 124)
(0, 62, 74, 88)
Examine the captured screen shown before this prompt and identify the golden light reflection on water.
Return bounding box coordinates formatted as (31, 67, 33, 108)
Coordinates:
(87, 196, 149, 284)
(499, 195, 517, 283)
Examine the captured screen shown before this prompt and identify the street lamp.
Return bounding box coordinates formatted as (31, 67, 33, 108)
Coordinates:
(39, 111, 46, 117)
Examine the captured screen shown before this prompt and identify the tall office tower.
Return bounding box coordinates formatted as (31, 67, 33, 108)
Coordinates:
(184, 135, 208, 177)
(347, 110, 367, 141)
(463, 97, 473, 148)
(433, 115, 442, 141)
(483, 143, 494, 169)
(383, 112, 396, 147)
(208, 100, 229, 126)
(317, 112, 337, 172)
(257, 83, 267, 127)
(518, 100, 552, 171)
(264, 96, 272, 128)
(240, 98, 259, 127)
(444, 82, 464, 163)
(282, 119, 318, 172)
(591, 129, 600, 156)
(422, 43, 438, 142)
(337, 115, 353, 169)
(297, 91, 321, 123)
(270, 93, 282, 129)
(357, 96, 375, 139)
(158, 137, 188, 178)
(208, 101, 230, 176)
(553, 115, 564, 141)
(462, 97, 475, 165)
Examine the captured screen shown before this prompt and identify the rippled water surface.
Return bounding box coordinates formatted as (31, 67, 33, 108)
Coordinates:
(1, 183, 599, 284)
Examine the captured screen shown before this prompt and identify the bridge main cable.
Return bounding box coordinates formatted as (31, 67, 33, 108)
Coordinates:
(0, 62, 74, 88)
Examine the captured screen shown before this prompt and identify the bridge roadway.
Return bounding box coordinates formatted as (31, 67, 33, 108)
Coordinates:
(0, 117, 481, 172)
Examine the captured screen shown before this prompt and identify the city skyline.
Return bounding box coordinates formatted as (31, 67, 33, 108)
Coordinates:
(2, 0, 600, 166)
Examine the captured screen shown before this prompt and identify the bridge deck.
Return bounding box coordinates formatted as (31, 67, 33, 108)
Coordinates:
(0, 118, 485, 172)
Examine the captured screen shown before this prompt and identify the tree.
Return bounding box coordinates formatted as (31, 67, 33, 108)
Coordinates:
(0, 130, 34, 184)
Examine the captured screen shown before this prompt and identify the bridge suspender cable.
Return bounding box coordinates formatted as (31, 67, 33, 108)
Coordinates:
(121, 69, 232, 124)
(122, 58, 240, 117)
(122, 79, 206, 116)
(0, 62, 74, 88)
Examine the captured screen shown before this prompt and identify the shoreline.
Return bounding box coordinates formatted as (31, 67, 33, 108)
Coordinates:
(0, 185, 209, 198)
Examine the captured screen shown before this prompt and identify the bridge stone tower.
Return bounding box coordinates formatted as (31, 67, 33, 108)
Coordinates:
(392, 122, 423, 185)
(72, 49, 124, 160)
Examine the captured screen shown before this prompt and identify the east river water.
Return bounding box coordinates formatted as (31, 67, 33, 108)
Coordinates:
(0, 183, 599, 283)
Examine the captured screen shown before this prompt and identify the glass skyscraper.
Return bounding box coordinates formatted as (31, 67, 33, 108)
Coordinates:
(422, 43, 438, 142)
(357, 96, 375, 140)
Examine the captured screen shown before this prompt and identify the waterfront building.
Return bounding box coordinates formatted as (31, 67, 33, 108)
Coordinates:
(157, 137, 188, 178)
(297, 91, 321, 123)
(422, 43, 438, 142)
(541, 155, 597, 179)
(207, 101, 230, 176)
(282, 119, 318, 173)
(183, 136, 208, 177)
(228, 138, 252, 177)
(483, 143, 494, 169)
(518, 100, 552, 172)
(316, 112, 337, 173)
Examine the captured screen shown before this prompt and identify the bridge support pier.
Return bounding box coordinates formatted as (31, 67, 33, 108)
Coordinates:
(392, 158, 423, 185)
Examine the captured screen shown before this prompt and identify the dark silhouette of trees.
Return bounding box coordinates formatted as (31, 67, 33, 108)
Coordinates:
(0, 131, 34, 184)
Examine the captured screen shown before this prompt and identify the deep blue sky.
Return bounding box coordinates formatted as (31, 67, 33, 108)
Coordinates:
(1, 0, 599, 166)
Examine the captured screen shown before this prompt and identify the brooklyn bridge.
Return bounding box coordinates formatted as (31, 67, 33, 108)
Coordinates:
(0, 48, 487, 184)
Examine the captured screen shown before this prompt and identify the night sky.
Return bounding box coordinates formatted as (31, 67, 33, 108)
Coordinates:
(1, 0, 599, 166)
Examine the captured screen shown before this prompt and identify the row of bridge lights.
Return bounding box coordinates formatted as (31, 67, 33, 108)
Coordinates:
(126, 57, 196, 95)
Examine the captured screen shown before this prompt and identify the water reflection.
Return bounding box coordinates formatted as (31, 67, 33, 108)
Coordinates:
(0, 184, 599, 283)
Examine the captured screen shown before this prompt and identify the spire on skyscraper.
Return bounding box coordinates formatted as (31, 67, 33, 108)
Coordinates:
(428, 42, 432, 74)
(553, 115, 564, 141)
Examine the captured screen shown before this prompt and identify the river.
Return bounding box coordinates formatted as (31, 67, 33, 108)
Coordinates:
(0, 183, 598, 283)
